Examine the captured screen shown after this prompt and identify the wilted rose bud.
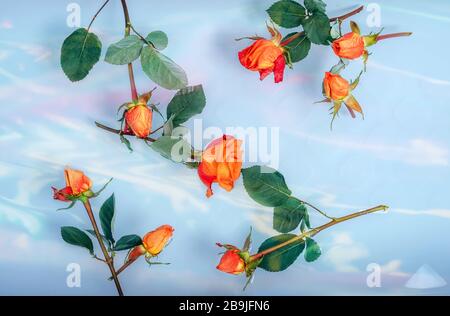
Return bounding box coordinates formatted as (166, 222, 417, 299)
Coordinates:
(216, 249, 245, 275)
(238, 25, 285, 83)
(142, 224, 174, 256)
(323, 72, 350, 101)
(332, 32, 365, 60)
(125, 104, 153, 138)
(198, 135, 243, 198)
(52, 186, 73, 202)
(52, 168, 92, 202)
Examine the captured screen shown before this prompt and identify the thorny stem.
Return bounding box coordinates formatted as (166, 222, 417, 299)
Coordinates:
(249, 205, 388, 261)
(95, 121, 157, 142)
(86, 0, 111, 32)
(120, 0, 139, 102)
(83, 200, 124, 296)
(376, 32, 412, 41)
(281, 5, 364, 46)
(329, 5, 365, 22)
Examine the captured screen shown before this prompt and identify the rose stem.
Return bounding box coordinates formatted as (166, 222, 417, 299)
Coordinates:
(110, 259, 135, 280)
(376, 32, 412, 41)
(249, 205, 388, 261)
(83, 200, 124, 296)
(120, 0, 139, 102)
(281, 5, 365, 46)
(86, 0, 111, 33)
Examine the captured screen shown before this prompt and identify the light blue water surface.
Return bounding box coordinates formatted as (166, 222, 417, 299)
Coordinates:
(0, 0, 449, 295)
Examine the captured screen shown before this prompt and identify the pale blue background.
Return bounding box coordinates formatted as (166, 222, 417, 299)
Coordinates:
(0, 0, 449, 295)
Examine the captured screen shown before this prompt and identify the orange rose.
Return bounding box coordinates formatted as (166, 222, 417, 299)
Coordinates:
(216, 249, 245, 275)
(125, 104, 153, 138)
(239, 39, 285, 83)
(323, 72, 350, 101)
(332, 32, 365, 60)
(198, 135, 243, 198)
(323, 72, 363, 121)
(53, 168, 92, 201)
(142, 224, 174, 256)
(64, 168, 92, 195)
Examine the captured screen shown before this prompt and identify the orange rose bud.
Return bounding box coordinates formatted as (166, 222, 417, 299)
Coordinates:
(198, 135, 243, 198)
(239, 39, 286, 83)
(125, 104, 153, 138)
(52, 168, 92, 202)
(332, 32, 365, 60)
(142, 224, 174, 256)
(323, 72, 350, 101)
(216, 249, 245, 275)
(64, 168, 92, 195)
(127, 245, 146, 262)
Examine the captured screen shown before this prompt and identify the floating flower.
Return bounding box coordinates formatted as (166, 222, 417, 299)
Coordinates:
(142, 224, 174, 256)
(323, 72, 363, 124)
(198, 135, 243, 198)
(323, 72, 350, 101)
(238, 25, 286, 83)
(216, 249, 246, 275)
(125, 106, 152, 138)
(127, 225, 175, 263)
(331, 21, 386, 64)
(52, 168, 93, 202)
(332, 31, 365, 60)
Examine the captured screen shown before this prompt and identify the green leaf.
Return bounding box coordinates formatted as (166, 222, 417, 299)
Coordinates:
(61, 226, 94, 254)
(282, 33, 311, 63)
(303, 211, 311, 229)
(166, 85, 206, 127)
(304, 0, 327, 14)
(120, 134, 133, 152)
(104, 35, 143, 65)
(163, 115, 175, 136)
(302, 12, 331, 45)
(61, 28, 102, 82)
(141, 46, 188, 90)
(267, 0, 306, 28)
(151, 136, 192, 162)
(242, 166, 292, 207)
(146, 31, 168, 50)
(273, 198, 307, 233)
(304, 237, 321, 262)
(243, 227, 253, 252)
(258, 234, 305, 272)
(99, 194, 115, 244)
(114, 234, 142, 251)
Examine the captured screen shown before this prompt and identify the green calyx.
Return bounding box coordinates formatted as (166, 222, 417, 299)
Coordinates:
(363, 34, 378, 47)
(245, 257, 263, 278)
(238, 250, 250, 263)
